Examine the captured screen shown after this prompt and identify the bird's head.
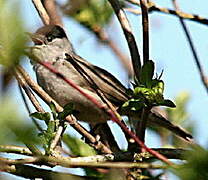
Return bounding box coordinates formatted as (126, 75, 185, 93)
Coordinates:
(29, 25, 73, 62)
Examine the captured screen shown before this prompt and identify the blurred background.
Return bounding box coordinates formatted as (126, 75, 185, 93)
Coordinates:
(0, 0, 208, 179)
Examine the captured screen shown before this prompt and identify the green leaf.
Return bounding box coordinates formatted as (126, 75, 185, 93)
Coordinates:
(42, 120, 56, 154)
(30, 112, 51, 123)
(122, 99, 145, 111)
(47, 121, 56, 136)
(159, 99, 176, 108)
(139, 60, 155, 87)
(152, 79, 164, 94)
(174, 145, 208, 180)
(12, 126, 40, 145)
(63, 134, 96, 157)
(130, 101, 145, 111)
(49, 102, 57, 119)
(63, 134, 102, 177)
(134, 87, 149, 95)
(57, 103, 74, 120)
(64, 0, 113, 29)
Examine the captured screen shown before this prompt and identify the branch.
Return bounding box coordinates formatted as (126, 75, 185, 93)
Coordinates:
(49, 126, 64, 151)
(140, 0, 149, 63)
(42, 0, 63, 27)
(135, 0, 150, 149)
(0, 145, 33, 156)
(16, 65, 112, 154)
(0, 145, 189, 161)
(149, 2, 208, 26)
(136, 108, 150, 149)
(2, 164, 92, 180)
(108, 0, 141, 79)
(36, 60, 172, 165)
(15, 70, 45, 113)
(126, 1, 208, 26)
(171, 0, 208, 94)
(17, 84, 43, 132)
(32, 0, 50, 25)
(0, 156, 167, 169)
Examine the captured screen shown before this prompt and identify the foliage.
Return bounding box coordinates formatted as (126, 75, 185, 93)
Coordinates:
(166, 92, 191, 125)
(122, 60, 176, 112)
(63, 134, 96, 157)
(0, 0, 26, 67)
(167, 92, 195, 147)
(63, 134, 102, 178)
(0, 0, 206, 179)
(30, 103, 74, 155)
(174, 145, 208, 180)
(0, 99, 40, 146)
(63, 0, 113, 30)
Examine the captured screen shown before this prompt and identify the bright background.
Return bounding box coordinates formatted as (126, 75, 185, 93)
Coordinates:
(2, 0, 208, 179)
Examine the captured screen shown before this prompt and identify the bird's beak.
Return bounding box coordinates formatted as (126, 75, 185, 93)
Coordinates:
(26, 32, 44, 45)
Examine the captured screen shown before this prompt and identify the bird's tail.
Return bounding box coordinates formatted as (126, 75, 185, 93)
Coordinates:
(148, 110, 193, 141)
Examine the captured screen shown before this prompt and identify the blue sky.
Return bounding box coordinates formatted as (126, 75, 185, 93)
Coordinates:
(18, 0, 208, 155)
(3, 0, 208, 179)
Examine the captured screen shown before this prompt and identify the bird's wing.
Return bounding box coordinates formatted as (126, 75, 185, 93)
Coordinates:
(65, 53, 130, 106)
(65, 54, 193, 141)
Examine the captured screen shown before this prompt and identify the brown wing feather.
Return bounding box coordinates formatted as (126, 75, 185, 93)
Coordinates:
(65, 53, 130, 106)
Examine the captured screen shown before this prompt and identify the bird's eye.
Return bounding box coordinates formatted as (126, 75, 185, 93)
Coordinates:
(46, 35, 53, 42)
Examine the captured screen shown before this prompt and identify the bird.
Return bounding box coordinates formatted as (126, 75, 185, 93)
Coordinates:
(29, 25, 193, 141)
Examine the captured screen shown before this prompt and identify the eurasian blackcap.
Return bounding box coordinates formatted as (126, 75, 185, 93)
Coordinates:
(29, 25, 192, 141)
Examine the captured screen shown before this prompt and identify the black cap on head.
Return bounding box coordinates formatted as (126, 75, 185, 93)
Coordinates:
(36, 25, 67, 42)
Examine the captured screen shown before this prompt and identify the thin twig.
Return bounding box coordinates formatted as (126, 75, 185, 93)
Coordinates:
(32, 0, 50, 25)
(66, 53, 125, 152)
(149, 3, 208, 26)
(90, 123, 120, 152)
(15, 70, 45, 113)
(0, 145, 189, 161)
(126, 0, 208, 26)
(136, 108, 150, 146)
(124, 8, 142, 15)
(172, 0, 208, 94)
(42, 0, 63, 27)
(50, 126, 64, 151)
(2, 164, 92, 180)
(17, 84, 43, 132)
(134, 0, 150, 148)
(140, 0, 149, 63)
(16, 65, 61, 110)
(0, 156, 167, 169)
(23, 143, 42, 156)
(0, 145, 33, 156)
(108, 0, 141, 79)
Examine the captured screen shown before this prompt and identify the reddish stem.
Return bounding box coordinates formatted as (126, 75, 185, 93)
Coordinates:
(39, 61, 172, 165)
